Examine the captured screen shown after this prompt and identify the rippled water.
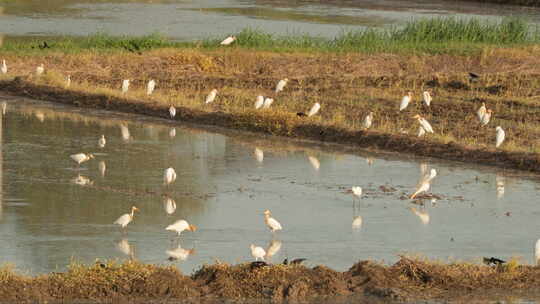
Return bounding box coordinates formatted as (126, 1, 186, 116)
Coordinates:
(1, 97, 540, 275)
(0, 0, 539, 39)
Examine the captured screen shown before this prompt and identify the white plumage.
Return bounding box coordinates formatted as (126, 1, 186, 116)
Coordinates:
(70, 153, 94, 165)
(308, 155, 320, 170)
(399, 92, 412, 111)
(410, 207, 430, 225)
(477, 102, 486, 121)
(275, 78, 288, 94)
(413, 115, 434, 133)
(164, 167, 177, 186)
(220, 36, 236, 45)
(352, 216, 362, 229)
(422, 91, 432, 107)
(121, 79, 129, 94)
(262, 98, 273, 109)
(363, 112, 373, 129)
(147, 79, 156, 95)
(36, 64, 44, 76)
(98, 135, 106, 148)
(481, 109, 492, 126)
(352, 186, 362, 197)
(167, 245, 194, 261)
(250, 244, 266, 261)
(495, 126, 505, 148)
(166, 219, 197, 236)
(120, 124, 131, 142)
(1, 102, 6, 115)
(205, 89, 217, 104)
(169, 128, 176, 138)
(116, 239, 133, 256)
(99, 161, 106, 177)
(255, 95, 264, 109)
(169, 105, 176, 118)
(265, 240, 282, 258)
(535, 239, 540, 265)
(71, 174, 93, 186)
(418, 125, 426, 137)
(410, 168, 437, 199)
(264, 210, 282, 232)
(163, 197, 176, 215)
(254, 147, 264, 163)
(114, 206, 139, 228)
(66, 75, 71, 88)
(307, 102, 321, 117)
(1, 59, 6, 74)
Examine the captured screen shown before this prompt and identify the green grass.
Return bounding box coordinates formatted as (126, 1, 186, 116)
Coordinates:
(1, 17, 539, 55)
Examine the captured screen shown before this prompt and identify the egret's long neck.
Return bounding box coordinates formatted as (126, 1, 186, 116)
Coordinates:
(130, 209, 135, 218)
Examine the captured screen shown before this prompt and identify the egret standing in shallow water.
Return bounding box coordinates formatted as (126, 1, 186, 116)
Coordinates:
(36, 64, 44, 76)
(363, 112, 373, 129)
(1, 59, 7, 74)
(264, 210, 282, 233)
(254, 95, 264, 109)
(205, 89, 217, 104)
(275, 78, 288, 94)
(410, 169, 437, 199)
(422, 91, 432, 107)
(413, 114, 434, 133)
(495, 126, 505, 148)
(164, 167, 177, 186)
(98, 135, 106, 148)
(114, 206, 139, 231)
(147, 79, 156, 95)
(399, 92, 412, 111)
(70, 153, 94, 167)
(166, 219, 197, 237)
(352, 186, 362, 198)
(169, 105, 176, 118)
(220, 36, 236, 45)
(121, 79, 129, 95)
(250, 244, 266, 261)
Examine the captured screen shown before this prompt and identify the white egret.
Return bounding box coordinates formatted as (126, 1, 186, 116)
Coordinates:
(36, 64, 44, 76)
(422, 168, 437, 183)
(363, 112, 373, 129)
(220, 36, 236, 46)
(98, 135, 106, 148)
(71, 174, 93, 186)
(410, 169, 436, 199)
(167, 245, 195, 261)
(352, 186, 362, 198)
(70, 153, 94, 166)
(410, 207, 430, 225)
(120, 124, 131, 142)
(413, 114, 434, 133)
(66, 75, 71, 88)
(166, 219, 197, 236)
(477, 102, 486, 121)
(262, 98, 273, 109)
(163, 196, 176, 215)
(264, 210, 282, 233)
(169, 128, 176, 138)
(169, 105, 176, 118)
(116, 239, 134, 258)
(254, 147, 264, 163)
(1, 101, 6, 115)
(399, 92, 412, 111)
(164, 167, 177, 186)
(205, 89, 217, 104)
(98, 160, 106, 177)
(366, 157, 374, 166)
(265, 240, 282, 259)
(352, 216, 362, 229)
(255, 95, 264, 109)
(147, 79, 156, 95)
(535, 239, 540, 265)
(481, 109, 492, 126)
(35, 111, 45, 122)
(275, 78, 288, 94)
(1, 59, 7, 74)
(422, 91, 432, 107)
(121, 79, 130, 94)
(307, 102, 321, 117)
(114, 206, 139, 229)
(495, 126, 505, 148)
(250, 244, 266, 261)
(308, 155, 320, 171)
(417, 126, 426, 137)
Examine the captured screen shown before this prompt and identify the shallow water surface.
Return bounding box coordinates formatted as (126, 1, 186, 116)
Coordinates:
(0, 0, 539, 39)
(0, 97, 540, 275)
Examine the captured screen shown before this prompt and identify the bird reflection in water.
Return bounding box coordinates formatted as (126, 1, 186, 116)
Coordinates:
(116, 239, 135, 260)
(34, 111, 45, 123)
(71, 174, 93, 186)
(496, 174, 505, 199)
(166, 243, 195, 262)
(409, 207, 430, 225)
(120, 124, 132, 142)
(254, 147, 264, 163)
(163, 196, 176, 215)
(98, 161, 106, 177)
(307, 155, 320, 171)
(265, 239, 282, 261)
(169, 128, 176, 138)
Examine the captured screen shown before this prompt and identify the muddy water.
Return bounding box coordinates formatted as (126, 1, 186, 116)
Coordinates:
(0, 0, 539, 39)
(0, 97, 540, 275)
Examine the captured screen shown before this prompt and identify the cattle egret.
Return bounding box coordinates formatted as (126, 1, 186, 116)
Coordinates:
(413, 114, 434, 133)
(352, 216, 362, 229)
(410, 207, 430, 225)
(169, 105, 176, 118)
(163, 196, 176, 215)
(169, 128, 176, 138)
(410, 169, 436, 199)
(477, 102, 486, 121)
(99, 161, 106, 177)
(205, 89, 217, 104)
(255, 95, 264, 109)
(164, 167, 177, 186)
(167, 245, 195, 261)
(262, 98, 273, 109)
(98, 135, 106, 148)
(418, 126, 426, 137)
(399, 92, 412, 111)
(66, 75, 71, 88)
(35, 111, 45, 122)
(36, 64, 44, 76)
(481, 109, 492, 126)
(423, 91, 432, 107)
(120, 124, 131, 142)
(307, 102, 321, 117)
(422, 168, 437, 183)
(70, 153, 94, 166)
(495, 126, 505, 148)
(275, 78, 288, 94)
(121, 79, 129, 94)
(220, 36, 236, 45)
(363, 112, 373, 129)
(254, 147, 264, 163)
(114, 206, 139, 229)
(71, 174, 93, 186)
(264, 210, 282, 232)
(535, 239, 540, 265)
(147, 79, 156, 95)
(1, 102, 6, 115)
(265, 240, 282, 259)
(166, 219, 197, 236)
(352, 186, 362, 198)
(116, 239, 134, 258)
(1, 59, 6, 74)
(250, 244, 266, 261)
(308, 155, 320, 171)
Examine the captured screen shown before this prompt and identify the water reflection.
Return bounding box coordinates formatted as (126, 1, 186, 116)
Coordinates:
(116, 239, 135, 260)
(163, 196, 176, 215)
(409, 207, 430, 225)
(265, 239, 282, 260)
(307, 155, 320, 171)
(166, 243, 195, 262)
(71, 174, 93, 186)
(98, 160, 106, 177)
(496, 174, 505, 199)
(254, 147, 264, 163)
(169, 128, 176, 138)
(120, 123, 131, 142)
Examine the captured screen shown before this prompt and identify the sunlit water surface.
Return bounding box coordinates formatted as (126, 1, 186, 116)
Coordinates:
(0, 97, 540, 275)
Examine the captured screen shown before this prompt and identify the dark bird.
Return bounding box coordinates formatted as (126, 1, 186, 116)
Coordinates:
(468, 72, 479, 82)
(297, 112, 307, 117)
(250, 261, 269, 270)
(483, 257, 506, 266)
(282, 258, 307, 265)
(39, 41, 50, 49)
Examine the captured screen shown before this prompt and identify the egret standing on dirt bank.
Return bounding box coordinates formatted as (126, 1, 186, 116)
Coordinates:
(481, 109, 492, 126)
(220, 36, 236, 45)
(121, 79, 129, 95)
(205, 89, 217, 104)
(164, 167, 177, 186)
(1, 59, 7, 74)
(399, 92, 412, 111)
(363, 112, 373, 129)
(262, 98, 273, 109)
(114, 206, 139, 230)
(495, 126, 505, 148)
(147, 79, 156, 95)
(275, 78, 288, 94)
(36, 64, 44, 76)
(477, 102, 486, 121)
(255, 95, 264, 109)
(169, 105, 176, 118)
(264, 210, 282, 233)
(423, 91, 432, 107)
(413, 114, 434, 133)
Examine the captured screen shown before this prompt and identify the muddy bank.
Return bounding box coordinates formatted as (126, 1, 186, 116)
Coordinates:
(1, 257, 539, 303)
(457, 0, 540, 6)
(1, 78, 540, 173)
